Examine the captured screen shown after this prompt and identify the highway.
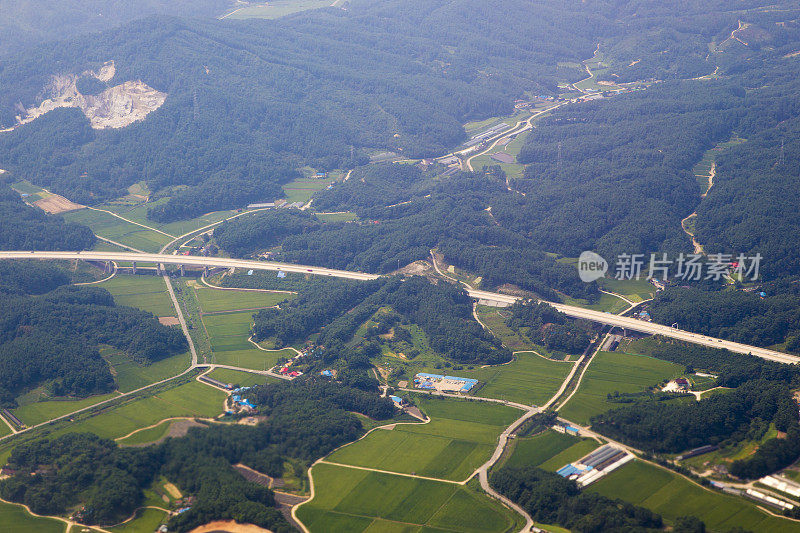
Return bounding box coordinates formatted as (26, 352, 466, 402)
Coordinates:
(0, 250, 379, 280)
(3, 250, 798, 364)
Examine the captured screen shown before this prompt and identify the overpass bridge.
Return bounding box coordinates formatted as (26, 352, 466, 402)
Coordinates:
(3, 250, 797, 364)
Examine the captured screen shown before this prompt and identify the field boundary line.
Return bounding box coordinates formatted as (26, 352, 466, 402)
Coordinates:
(292, 413, 431, 532)
(0, 494, 112, 533)
(86, 206, 176, 238)
(114, 416, 196, 442)
(96, 235, 145, 253)
(74, 261, 118, 285)
(248, 336, 302, 356)
(200, 275, 297, 294)
(317, 460, 465, 484)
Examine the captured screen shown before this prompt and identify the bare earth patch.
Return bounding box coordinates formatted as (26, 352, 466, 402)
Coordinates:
(33, 194, 84, 214)
(7, 60, 166, 131)
(189, 521, 273, 533)
(158, 316, 181, 326)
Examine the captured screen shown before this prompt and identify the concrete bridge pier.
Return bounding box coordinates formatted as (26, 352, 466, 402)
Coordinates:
(203, 265, 209, 277)
(131, 261, 137, 274)
(104, 261, 113, 274)
(179, 264, 185, 277)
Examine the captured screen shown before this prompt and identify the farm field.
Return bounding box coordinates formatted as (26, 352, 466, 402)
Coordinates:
(597, 277, 655, 303)
(0, 420, 11, 437)
(63, 208, 172, 253)
(102, 347, 191, 393)
(99, 197, 237, 237)
(316, 211, 358, 223)
(98, 275, 175, 316)
(192, 283, 292, 313)
(12, 391, 120, 427)
(475, 305, 534, 352)
(43, 380, 225, 441)
(206, 368, 279, 388)
(537, 438, 601, 472)
(558, 351, 682, 425)
(224, 0, 332, 20)
(591, 460, 800, 532)
(327, 396, 519, 482)
(297, 462, 522, 533)
(459, 352, 574, 407)
(502, 430, 592, 469)
(282, 176, 337, 204)
(202, 310, 292, 370)
(115, 418, 173, 446)
(108, 507, 168, 533)
(561, 291, 629, 314)
(469, 130, 530, 180)
(0, 500, 65, 533)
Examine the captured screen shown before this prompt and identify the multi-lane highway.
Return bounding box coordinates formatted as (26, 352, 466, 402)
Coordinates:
(3, 250, 797, 364)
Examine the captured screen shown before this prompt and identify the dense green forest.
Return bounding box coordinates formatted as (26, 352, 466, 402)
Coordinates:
(0, 183, 95, 250)
(0, 380, 393, 530)
(218, 166, 596, 300)
(498, 81, 742, 261)
(0, 0, 232, 54)
(0, 0, 600, 210)
(253, 276, 511, 365)
(591, 339, 800, 479)
(648, 286, 800, 351)
(491, 465, 665, 532)
(213, 210, 321, 257)
(0, 266, 186, 406)
(507, 301, 594, 354)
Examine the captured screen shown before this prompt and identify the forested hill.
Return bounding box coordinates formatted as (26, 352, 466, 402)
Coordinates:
(0, 183, 95, 251)
(0, 265, 187, 406)
(0, 0, 599, 213)
(0, 0, 232, 55)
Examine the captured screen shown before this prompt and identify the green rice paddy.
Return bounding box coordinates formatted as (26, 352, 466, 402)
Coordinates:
(192, 284, 291, 313)
(98, 274, 176, 316)
(63, 209, 172, 253)
(327, 396, 519, 482)
(457, 352, 574, 407)
(0, 500, 65, 533)
(591, 460, 800, 532)
(297, 462, 522, 533)
(558, 351, 682, 425)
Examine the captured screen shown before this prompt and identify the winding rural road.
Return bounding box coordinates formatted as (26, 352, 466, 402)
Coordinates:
(1, 250, 796, 364)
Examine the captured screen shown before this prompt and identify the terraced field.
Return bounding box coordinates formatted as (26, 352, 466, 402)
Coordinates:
(558, 351, 682, 425)
(591, 460, 800, 532)
(327, 396, 519, 482)
(298, 463, 522, 533)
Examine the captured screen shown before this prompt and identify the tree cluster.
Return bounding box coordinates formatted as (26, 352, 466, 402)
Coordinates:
(491, 465, 665, 532)
(508, 301, 593, 354)
(0, 183, 95, 251)
(0, 379, 393, 530)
